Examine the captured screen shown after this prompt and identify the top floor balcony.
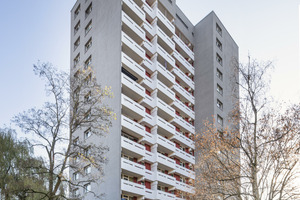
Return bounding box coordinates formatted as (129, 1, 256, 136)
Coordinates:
(122, 0, 145, 25)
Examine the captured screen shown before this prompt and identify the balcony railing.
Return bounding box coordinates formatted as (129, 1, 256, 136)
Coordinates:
(157, 27, 175, 50)
(143, 39, 156, 55)
(157, 116, 175, 136)
(156, 171, 176, 186)
(172, 115, 195, 134)
(122, 31, 145, 60)
(121, 115, 145, 138)
(157, 44, 175, 67)
(121, 136, 145, 157)
(172, 34, 194, 60)
(156, 190, 176, 200)
(173, 82, 194, 105)
(157, 80, 175, 102)
(145, 188, 156, 199)
(157, 62, 175, 85)
(173, 98, 195, 120)
(142, 20, 155, 37)
(175, 164, 195, 179)
(142, 57, 156, 73)
(157, 134, 175, 152)
(121, 158, 145, 176)
(172, 66, 194, 90)
(141, 1, 155, 20)
(172, 50, 194, 75)
(145, 169, 155, 182)
(121, 179, 145, 196)
(121, 94, 145, 118)
(173, 131, 195, 149)
(174, 147, 195, 164)
(156, 152, 175, 169)
(175, 181, 195, 194)
(156, 9, 175, 34)
(141, 94, 156, 109)
(121, 52, 145, 81)
(121, 73, 145, 99)
(144, 151, 155, 163)
(122, 0, 145, 21)
(122, 11, 145, 40)
(157, 98, 175, 119)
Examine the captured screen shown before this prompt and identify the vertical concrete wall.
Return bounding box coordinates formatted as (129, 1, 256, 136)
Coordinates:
(71, 0, 122, 199)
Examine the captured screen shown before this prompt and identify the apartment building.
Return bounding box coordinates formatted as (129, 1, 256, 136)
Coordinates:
(70, 0, 238, 199)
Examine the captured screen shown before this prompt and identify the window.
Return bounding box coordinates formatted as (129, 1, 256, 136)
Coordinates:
(217, 99, 223, 110)
(217, 84, 223, 96)
(74, 4, 80, 19)
(216, 69, 223, 81)
(217, 115, 223, 126)
(73, 137, 79, 145)
(73, 156, 79, 164)
(74, 21, 80, 35)
(74, 37, 80, 51)
(84, 165, 91, 174)
(73, 189, 79, 197)
(84, 128, 91, 139)
(84, 183, 91, 193)
(84, 91, 91, 102)
(84, 109, 91, 120)
(84, 147, 90, 157)
(73, 53, 80, 67)
(85, 3, 92, 18)
(216, 38, 222, 51)
(84, 73, 92, 85)
(84, 56, 92, 69)
(85, 20, 92, 35)
(216, 23, 222, 36)
(216, 53, 222, 66)
(73, 172, 79, 180)
(85, 38, 92, 52)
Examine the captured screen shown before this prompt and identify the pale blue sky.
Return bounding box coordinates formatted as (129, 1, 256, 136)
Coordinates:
(0, 0, 299, 126)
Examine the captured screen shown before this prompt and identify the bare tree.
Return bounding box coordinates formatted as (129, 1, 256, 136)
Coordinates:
(13, 63, 116, 199)
(190, 57, 300, 200)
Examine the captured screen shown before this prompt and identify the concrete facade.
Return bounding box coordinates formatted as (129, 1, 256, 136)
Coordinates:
(70, 0, 238, 199)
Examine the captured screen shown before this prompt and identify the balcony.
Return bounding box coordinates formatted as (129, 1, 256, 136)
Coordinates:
(121, 115, 145, 138)
(156, 9, 175, 34)
(172, 67, 194, 90)
(141, 1, 155, 20)
(156, 152, 175, 169)
(157, 62, 175, 87)
(142, 57, 156, 73)
(157, 27, 175, 52)
(121, 158, 145, 176)
(142, 76, 156, 91)
(143, 113, 156, 126)
(122, 0, 145, 23)
(143, 39, 156, 55)
(156, 171, 176, 186)
(145, 188, 156, 199)
(156, 190, 176, 200)
(144, 151, 155, 163)
(122, 52, 145, 82)
(172, 131, 195, 149)
(174, 148, 195, 164)
(145, 169, 155, 182)
(122, 11, 145, 43)
(157, 134, 175, 153)
(173, 82, 194, 105)
(122, 32, 145, 62)
(121, 73, 145, 100)
(142, 20, 155, 37)
(173, 98, 195, 120)
(121, 136, 145, 157)
(157, 116, 175, 137)
(157, 80, 175, 104)
(121, 94, 145, 119)
(143, 131, 156, 145)
(172, 34, 194, 60)
(121, 179, 145, 196)
(141, 94, 156, 109)
(175, 164, 195, 179)
(172, 115, 194, 134)
(157, 98, 175, 121)
(157, 44, 175, 67)
(172, 50, 194, 75)
(175, 181, 194, 194)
